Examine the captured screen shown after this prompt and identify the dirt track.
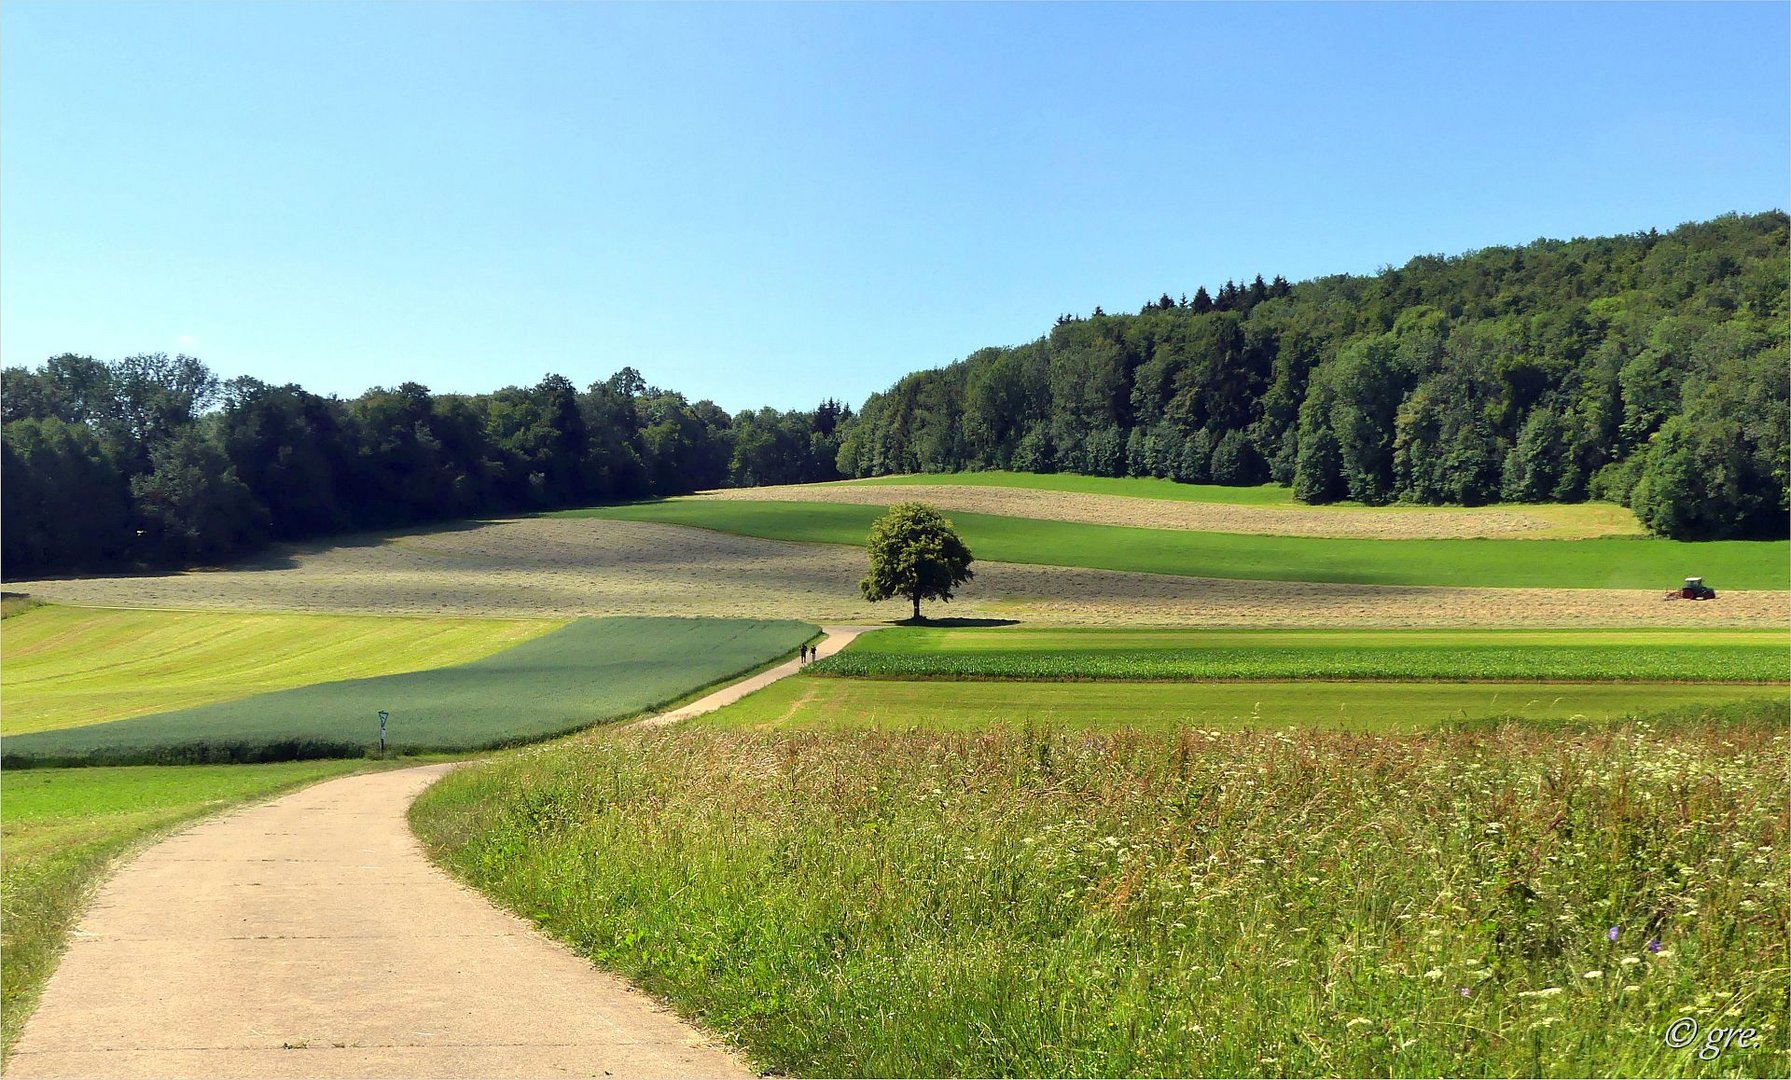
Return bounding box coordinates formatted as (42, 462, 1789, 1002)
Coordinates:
(695, 482, 1646, 539)
(16, 517, 1781, 628)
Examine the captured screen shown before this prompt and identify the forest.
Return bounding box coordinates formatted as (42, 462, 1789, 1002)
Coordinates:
(839, 211, 1788, 541)
(3, 211, 1784, 576)
(1, 360, 848, 574)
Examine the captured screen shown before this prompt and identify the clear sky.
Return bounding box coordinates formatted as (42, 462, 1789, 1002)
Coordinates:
(3, 2, 1786, 413)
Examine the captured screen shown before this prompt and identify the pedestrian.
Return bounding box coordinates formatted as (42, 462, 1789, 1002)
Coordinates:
(799, 643, 809, 664)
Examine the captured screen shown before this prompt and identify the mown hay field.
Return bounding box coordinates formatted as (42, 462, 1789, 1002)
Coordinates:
(696, 674, 1785, 732)
(849, 471, 1306, 504)
(569, 500, 1787, 590)
(413, 721, 1788, 1077)
(702, 478, 1647, 540)
(2, 606, 558, 735)
(2, 617, 814, 766)
(15, 518, 1782, 628)
(812, 626, 1788, 683)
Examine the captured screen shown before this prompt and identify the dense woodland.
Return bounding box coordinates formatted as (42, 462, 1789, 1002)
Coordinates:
(3, 212, 1785, 576)
(1, 361, 848, 574)
(839, 212, 1788, 541)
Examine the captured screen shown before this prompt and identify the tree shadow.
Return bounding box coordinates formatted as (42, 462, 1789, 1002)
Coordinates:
(895, 617, 1021, 628)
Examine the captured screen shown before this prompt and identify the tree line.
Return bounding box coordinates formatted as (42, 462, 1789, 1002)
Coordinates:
(836, 212, 1788, 540)
(6, 212, 1783, 575)
(2, 357, 849, 575)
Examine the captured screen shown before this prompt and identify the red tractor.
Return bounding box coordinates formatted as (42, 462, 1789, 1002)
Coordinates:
(1670, 576, 1717, 601)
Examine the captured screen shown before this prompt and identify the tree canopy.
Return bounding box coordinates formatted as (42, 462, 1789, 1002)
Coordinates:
(5, 213, 1783, 578)
(860, 502, 976, 621)
(1, 354, 851, 576)
(835, 212, 1788, 540)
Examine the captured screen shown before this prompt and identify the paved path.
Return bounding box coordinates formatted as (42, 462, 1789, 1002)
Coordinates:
(9, 627, 877, 1079)
(632, 625, 879, 728)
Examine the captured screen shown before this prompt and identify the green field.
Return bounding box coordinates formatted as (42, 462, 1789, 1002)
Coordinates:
(2, 606, 559, 735)
(699, 674, 1784, 732)
(565, 499, 1788, 590)
(413, 721, 1788, 1076)
(2, 617, 815, 765)
(2, 761, 382, 1054)
(814, 627, 1788, 682)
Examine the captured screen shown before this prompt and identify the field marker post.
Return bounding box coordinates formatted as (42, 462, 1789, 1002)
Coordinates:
(378, 710, 389, 753)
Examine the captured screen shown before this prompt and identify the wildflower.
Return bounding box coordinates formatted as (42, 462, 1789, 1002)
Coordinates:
(1518, 987, 1564, 999)
(1607, 925, 1620, 943)
(1457, 986, 1473, 998)
(1583, 970, 1604, 979)
(1646, 937, 1663, 954)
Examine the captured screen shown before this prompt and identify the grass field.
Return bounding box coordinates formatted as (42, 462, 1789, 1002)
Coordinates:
(814, 627, 1788, 683)
(567, 500, 1788, 590)
(1, 761, 382, 1055)
(1, 606, 559, 735)
(697, 675, 1785, 732)
(762, 474, 1648, 540)
(2, 617, 815, 766)
(413, 721, 1788, 1076)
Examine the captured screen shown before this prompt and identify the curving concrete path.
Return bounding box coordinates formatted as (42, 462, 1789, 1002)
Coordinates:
(633, 625, 879, 729)
(8, 626, 878, 1079)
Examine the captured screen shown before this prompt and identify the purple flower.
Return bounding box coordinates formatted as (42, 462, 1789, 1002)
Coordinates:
(1607, 926, 1620, 943)
(1457, 986, 1473, 998)
(1647, 937, 1663, 954)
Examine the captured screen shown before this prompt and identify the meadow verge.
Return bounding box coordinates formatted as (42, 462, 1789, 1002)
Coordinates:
(412, 721, 1787, 1077)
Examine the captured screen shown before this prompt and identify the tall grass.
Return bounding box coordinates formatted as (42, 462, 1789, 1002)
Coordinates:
(413, 721, 1787, 1077)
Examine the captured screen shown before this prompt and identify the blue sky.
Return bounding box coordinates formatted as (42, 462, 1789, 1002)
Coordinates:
(3, 2, 1785, 412)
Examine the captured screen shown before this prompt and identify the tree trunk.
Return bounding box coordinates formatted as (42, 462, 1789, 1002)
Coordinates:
(911, 593, 921, 622)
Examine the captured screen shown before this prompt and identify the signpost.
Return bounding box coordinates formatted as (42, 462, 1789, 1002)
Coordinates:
(378, 710, 389, 753)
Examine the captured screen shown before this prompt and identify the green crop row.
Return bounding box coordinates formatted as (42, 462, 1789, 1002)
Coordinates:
(810, 644, 1787, 683)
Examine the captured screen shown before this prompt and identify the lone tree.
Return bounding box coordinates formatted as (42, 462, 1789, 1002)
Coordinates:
(860, 502, 974, 622)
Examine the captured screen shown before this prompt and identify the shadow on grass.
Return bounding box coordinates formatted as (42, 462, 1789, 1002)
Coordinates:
(893, 617, 1021, 628)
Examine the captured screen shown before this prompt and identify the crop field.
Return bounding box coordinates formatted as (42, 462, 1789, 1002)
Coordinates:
(569, 499, 1789, 590)
(413, 721, 1788, 1077)
(814, 627, 1788, 683)
(2, 760, 381, 1054)
(16, 517, 1783, 628)
(703, 478, 1647, 540)
(2, 605, 558, 735)
(695, 675, 1783, 732)
(2, 617, 815, 766)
